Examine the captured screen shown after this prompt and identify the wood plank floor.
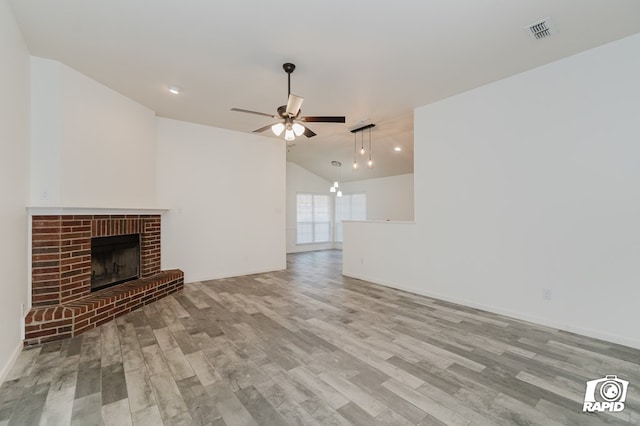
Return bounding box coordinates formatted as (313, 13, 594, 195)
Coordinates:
(1, 250, 639, 425)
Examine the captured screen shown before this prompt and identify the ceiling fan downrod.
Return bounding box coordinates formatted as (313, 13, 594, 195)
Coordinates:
(283, 62, 295, 96)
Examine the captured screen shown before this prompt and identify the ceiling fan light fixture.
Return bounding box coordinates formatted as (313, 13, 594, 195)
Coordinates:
(272, 122, 285, 136)
(285, 128, 295, 141)
(292, 122, 305, 137)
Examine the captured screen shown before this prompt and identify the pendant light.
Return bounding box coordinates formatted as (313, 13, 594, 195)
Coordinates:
(350, 123, 376, 170)
(367, 126, 374, 168)
(352, 132, 359, 170)
(330, 161, 342, 197)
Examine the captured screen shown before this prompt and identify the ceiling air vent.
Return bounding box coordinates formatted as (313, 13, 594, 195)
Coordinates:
(526, 18, 554, 40)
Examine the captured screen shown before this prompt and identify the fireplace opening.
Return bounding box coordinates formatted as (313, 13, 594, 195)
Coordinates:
(91, 234, 140, 291)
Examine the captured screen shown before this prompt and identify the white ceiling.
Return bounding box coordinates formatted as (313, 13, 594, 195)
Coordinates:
(9, 1, 640, 182)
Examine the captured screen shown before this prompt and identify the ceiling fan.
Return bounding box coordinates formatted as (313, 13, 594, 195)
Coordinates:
(231, 63, 346, 141)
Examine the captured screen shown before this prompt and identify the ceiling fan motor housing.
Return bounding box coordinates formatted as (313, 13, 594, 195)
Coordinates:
(278, 105, 296, 118)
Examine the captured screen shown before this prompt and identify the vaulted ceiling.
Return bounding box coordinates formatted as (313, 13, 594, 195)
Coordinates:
(9, 1, 640, 181)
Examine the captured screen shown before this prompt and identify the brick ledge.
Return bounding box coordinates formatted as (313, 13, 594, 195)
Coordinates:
(24, 269, 184, 346)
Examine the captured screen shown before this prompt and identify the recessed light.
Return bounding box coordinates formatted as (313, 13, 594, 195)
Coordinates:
(168, 86, 182, 95)
(394, 146, 402, 152)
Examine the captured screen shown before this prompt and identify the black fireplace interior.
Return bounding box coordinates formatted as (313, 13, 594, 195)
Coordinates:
(91, 234, 140, 291)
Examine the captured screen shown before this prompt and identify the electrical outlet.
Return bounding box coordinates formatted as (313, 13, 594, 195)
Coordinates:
(543, 288, 552, 301)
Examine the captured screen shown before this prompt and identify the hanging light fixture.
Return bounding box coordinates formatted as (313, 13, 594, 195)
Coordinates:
(367, 126, 374, 168)
(350, 123, 376, 170)
(330, 163, 337, 192)
(330, 161, 343, 197)
(352, 132, 359, 170)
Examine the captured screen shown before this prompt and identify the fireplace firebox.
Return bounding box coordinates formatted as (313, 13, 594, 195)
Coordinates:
(91, 234, 140, 291)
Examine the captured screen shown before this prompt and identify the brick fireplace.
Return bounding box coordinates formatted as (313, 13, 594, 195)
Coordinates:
(25, 211, 184, 346)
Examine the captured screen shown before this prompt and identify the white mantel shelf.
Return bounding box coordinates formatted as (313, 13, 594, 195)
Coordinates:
(27, 207, 169, 216)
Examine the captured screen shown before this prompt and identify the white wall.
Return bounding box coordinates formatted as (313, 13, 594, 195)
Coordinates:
(30, 57, 157, 208)
(340, 173, 414, 221)
(0, 0, 30, 381)
(344, 33, 640, 349)
(157, 118, 286, 282)
(286, 162, 335, 253)
(30, 58, 61, 205)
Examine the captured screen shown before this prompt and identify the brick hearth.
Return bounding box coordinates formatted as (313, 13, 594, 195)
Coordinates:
(25, 213, 184, 346)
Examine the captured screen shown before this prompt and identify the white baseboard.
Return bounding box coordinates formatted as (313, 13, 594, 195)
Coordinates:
(287, 243, 336, 254)
(0, 341, 23, 385)
(186, 265, 287, 284)
(344, 272, 640, 351)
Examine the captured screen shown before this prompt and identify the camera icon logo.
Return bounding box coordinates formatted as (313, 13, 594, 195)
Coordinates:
(583, 375, 629, 413)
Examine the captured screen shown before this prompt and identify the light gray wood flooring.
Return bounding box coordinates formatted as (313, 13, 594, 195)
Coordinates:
(1, 250, 639, 425)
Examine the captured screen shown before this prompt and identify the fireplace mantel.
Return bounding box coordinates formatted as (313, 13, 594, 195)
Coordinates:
(27, 207, 169, 216)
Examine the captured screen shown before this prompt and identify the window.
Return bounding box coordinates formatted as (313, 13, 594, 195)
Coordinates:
(296, 194, 331, 244)
(336, 193, 366, 242)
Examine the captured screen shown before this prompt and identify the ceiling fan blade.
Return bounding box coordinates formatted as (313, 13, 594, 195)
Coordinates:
(303, 126, 317, 138)
(231, 108, 278, 119)
(285, 94, 304, 116)
(300, 116, 346, 123)
(253, 123, 279, 133)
